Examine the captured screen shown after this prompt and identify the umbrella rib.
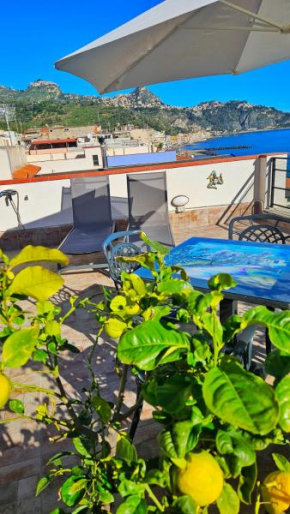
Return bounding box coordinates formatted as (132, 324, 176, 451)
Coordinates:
(101, 11, 199, 93)
(219, 0, 284, 31)
(182, 26, 279, 33)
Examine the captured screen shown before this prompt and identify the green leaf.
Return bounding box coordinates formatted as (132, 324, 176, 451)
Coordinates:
(9, 399, 24, 414)
(36, 476, 53, 496)
(115, 437, 138, 464)
(118, 319, 190, 371)
(203, 358, 279, 435)
(208, 274, 237, 291)
(144, 469, 167, 487)
(104, 318, 127, 339)
(265, 350, 290, 380)
(217, 483, 240, 514)
(158, 428, 196, 463)
(216, 431, 233, 455)
(60, 476, 87, 507)
(33, 349, 47, 364)
(140, 232, 169, 255)
(157, 279, 193, 297)
(47, 451, 73, 465)
(122, 273, 147, 297)
(91, 397, 111, 423)
(155, 375, 194, 414)
(9, 266, 64, 301)
(172, 495, 198, 513)
(97, 489, 114, 504)
(118, 253, 156, 274)
(45, 321, 61, 337)
(272, 453, 290, 472)
(110, 295, 127, 312)
(171, 420, 199, 458)
(199, 312, 223, 348)
(118, 479, 145, 498)
(238, 462, 257, 504)
(242, 307, 290, 354)
(116, 496, 147, 514)
(2, 328, 39, 368)
(37, 301, 55, 315)
(158, 430, 178, 459)
(73, 438, 91, 458)
(72, 507, 89, 514)
(9, 245, 69, 269)
(275, 375, 290, 432)
(216, 431, 255, 478)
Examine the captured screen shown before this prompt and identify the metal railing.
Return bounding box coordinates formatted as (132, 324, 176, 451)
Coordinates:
(270, 156, 290, 210)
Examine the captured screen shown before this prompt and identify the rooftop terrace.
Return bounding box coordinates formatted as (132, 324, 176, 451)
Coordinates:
(1, 221, 289, 514)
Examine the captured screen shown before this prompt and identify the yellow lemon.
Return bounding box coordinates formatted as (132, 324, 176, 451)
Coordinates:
(176, 451, 224, 507)
(262, 471, 290, 514)
(0, 374, 11, 408)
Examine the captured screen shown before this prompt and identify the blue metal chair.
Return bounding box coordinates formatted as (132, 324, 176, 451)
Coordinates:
(103, 230, 149, 289)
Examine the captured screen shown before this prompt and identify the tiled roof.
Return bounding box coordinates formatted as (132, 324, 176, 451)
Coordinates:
(13, 164, 41, 179)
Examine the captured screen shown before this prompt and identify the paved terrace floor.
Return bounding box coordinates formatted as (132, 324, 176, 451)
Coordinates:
(0, 224, 287, 513)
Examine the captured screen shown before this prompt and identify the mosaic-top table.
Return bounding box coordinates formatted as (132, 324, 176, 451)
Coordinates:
(137, 237, 290, 310)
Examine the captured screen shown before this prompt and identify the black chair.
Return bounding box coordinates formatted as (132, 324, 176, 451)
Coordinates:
(229, 213, 290, 242)
(238, 224, 286, 244)
(229, 213, 290, 362)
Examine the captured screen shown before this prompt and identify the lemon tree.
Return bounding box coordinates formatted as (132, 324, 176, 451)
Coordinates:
(1, 238, 290, 513)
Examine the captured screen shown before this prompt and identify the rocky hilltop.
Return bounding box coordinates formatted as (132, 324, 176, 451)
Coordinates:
(0, 79, 289, 135)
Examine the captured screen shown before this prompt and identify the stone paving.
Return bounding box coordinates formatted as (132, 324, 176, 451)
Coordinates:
(0, 223, 286, 513)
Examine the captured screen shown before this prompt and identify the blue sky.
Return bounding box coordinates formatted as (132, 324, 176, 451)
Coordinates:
(2, 0, 290, 111)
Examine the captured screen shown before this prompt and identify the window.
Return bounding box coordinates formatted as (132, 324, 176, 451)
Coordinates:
(92, 155, 99, 166)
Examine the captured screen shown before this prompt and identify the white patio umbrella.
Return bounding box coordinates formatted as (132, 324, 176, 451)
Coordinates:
(55, 0, 290, 94)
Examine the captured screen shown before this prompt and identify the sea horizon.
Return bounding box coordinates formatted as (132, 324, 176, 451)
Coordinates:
(185, 127, 290, 157)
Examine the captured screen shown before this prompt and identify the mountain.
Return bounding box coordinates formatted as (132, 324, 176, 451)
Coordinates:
(1, 79, 290, 136)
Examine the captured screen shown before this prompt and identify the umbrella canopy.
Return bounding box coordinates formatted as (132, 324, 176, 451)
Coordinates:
(55, 0, 290, 94)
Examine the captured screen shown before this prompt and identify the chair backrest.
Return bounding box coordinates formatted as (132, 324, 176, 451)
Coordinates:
(127, 172, 169, 226)
(71, 176, 112, 228)
(103, 230, 148, 285)
(238, 224, 286, 244)
(229, 213, 290, 241)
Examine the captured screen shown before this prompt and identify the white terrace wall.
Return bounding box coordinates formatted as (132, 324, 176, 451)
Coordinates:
(0, 155, 272, 233)
(109, 157, 259, 213)
(0, 146, 27, 180)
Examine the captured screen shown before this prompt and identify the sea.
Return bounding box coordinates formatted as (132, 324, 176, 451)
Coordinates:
(184, 127, 290, 158)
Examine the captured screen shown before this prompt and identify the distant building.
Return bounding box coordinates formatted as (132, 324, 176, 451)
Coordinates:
(27, 138, 103, 174)
(29, 138, 78, 155)
(0, 130, 21, 146)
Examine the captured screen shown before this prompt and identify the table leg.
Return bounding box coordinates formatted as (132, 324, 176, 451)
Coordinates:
(266, 306, 275, 355)
(220, 299, 237, 324)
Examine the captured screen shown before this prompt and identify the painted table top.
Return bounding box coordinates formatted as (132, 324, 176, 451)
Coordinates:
(137, 237, 290, 309)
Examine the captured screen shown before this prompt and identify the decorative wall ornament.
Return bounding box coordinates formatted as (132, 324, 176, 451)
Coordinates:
(207, 171, 224, 189)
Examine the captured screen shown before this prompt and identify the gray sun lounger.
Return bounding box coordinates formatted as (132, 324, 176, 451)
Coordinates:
(127, 172, 174, 247)
(59, 176, 115, 270)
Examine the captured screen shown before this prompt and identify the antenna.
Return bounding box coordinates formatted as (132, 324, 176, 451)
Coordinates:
(0, 104, 17, 145)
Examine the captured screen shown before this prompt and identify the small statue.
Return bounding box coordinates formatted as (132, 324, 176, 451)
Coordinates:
(207, 171, 224, 189)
